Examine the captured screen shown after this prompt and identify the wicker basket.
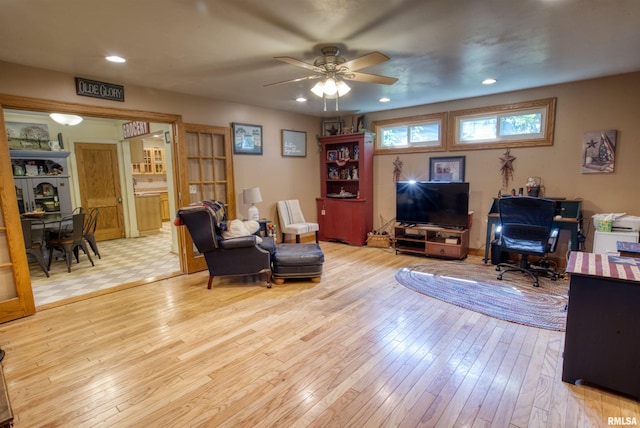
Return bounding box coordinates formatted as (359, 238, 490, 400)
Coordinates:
(367, 233, 391, 248)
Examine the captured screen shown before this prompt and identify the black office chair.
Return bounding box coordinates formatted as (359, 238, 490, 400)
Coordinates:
(495, 196, 560, 287)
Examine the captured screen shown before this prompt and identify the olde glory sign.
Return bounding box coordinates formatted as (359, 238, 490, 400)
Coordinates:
(75, 77, 125, 102)
(122, 121, 150, 139)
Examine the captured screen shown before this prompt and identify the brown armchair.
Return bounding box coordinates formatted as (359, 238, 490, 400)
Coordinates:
(176, 201, 273, 289)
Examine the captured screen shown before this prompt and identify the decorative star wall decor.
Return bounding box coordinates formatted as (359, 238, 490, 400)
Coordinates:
(500, 149, 516, 190)
(393, 156, 403, 182)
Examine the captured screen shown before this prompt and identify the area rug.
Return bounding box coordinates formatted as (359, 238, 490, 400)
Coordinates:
(395, 262, 569, 331)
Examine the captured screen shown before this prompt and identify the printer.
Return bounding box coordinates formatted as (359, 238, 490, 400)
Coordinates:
(592, 214, 640, 254)
(592, 214, 640, 231)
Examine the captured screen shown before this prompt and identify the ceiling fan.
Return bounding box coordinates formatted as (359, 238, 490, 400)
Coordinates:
(265, 46, 398, 110)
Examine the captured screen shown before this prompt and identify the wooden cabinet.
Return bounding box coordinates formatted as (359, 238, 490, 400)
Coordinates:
(133, 147, 165, 174)
(394, 224, 469, 259)
(562, 252, 640, 400)
(160, 192, 170, 221)
(11, 150, 72, 217)
(135, 194, 162, 234)
(316, 133, 374, 246)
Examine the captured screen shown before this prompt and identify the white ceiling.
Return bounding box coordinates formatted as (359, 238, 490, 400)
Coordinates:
(1, 0, 639, 117)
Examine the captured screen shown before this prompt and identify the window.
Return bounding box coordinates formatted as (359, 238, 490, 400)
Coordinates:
(373, 113, 447, 154)
(448, 98, 556, 150)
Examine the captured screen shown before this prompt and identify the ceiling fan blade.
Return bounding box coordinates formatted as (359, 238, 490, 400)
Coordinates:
(264, 74, 322, 87)
(340, 51, 390, 72)
(274, 56, 318, 71)
(345, 71, 398, 85)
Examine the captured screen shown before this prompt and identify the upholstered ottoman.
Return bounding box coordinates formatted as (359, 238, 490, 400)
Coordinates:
(272, 243, 324, 285)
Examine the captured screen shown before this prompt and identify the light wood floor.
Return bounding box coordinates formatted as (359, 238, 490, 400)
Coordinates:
(1, 242, 638, 427)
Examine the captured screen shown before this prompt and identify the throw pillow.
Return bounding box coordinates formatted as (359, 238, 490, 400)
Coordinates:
(222, 219, 263, 244)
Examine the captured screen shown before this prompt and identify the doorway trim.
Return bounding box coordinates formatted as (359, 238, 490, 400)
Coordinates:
(0, 93, 185, 320)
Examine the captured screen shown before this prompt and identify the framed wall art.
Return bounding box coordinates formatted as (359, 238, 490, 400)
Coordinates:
(322, 120, 342, 137)
(5, 121, 51, 150)
(429, 156, 466, 182)
(582, 129, 617, 173)
(232, 123, 263, 155)
(281, 129, 307, 157)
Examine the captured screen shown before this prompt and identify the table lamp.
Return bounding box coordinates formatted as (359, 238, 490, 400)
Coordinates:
(243, 187, 262, 220)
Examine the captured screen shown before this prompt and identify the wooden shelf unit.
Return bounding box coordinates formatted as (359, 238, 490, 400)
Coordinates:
(316, 132, 374, 246)
(394, 223, 469, 259)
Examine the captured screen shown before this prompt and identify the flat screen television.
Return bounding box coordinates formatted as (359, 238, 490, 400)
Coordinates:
(396, 181, 470, 229)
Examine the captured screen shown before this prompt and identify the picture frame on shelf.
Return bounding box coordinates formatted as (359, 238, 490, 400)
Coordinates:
(429, 156, 465, 182)
(322, 120, 342, 137)
(281, 129, 307, 157)
(232, 123, 263, 155)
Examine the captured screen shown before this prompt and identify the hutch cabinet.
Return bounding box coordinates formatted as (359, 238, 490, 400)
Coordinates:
(316, 132, 374, 246)
(10, 150, 72, 217)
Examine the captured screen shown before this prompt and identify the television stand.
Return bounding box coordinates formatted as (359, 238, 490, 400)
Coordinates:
(394, 223, 469, 259)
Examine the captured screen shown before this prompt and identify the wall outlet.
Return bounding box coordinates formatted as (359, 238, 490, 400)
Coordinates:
(321, 209, 326, 215)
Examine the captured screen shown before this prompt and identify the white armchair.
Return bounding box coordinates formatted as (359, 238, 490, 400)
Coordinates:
(277, 199, 319, 243)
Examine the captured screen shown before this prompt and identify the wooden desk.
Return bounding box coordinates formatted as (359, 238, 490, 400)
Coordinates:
(483, 198, 582, 263)
(562, 252, 640, 400)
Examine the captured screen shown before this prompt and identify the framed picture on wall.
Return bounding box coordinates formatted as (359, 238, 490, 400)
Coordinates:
(429, 156, 466, 182)
(281, 129, 307, 157)
(322, 120, 342, 137)
(232, 123, 263, 155)
(581, 129, 617, 173)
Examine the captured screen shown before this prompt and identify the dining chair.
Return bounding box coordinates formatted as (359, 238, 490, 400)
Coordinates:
(21, 218, 49, 277)
(83, 207, 101, 259)
(48, 213, 95, 272)
(54, 206, 85, 238)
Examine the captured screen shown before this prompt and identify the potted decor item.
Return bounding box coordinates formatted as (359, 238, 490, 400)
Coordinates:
(526, 177, 541, 197)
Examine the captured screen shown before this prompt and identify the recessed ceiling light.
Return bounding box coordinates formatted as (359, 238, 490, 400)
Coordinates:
(106, 55, 126, 63)
(482, 78, 497, 85)
(379, 97, 391, 103)
(296, 97, 307, 102)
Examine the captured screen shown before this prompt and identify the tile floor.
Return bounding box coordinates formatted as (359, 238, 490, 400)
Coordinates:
(29, 222, 180, 307)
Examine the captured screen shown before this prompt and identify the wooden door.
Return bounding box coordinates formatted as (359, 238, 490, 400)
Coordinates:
(0, 109, 36, 323)
(177, 124, 235, 273)
(75, 143, 125, 240)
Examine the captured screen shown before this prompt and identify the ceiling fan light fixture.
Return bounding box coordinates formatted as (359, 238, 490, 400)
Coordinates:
(311, 81, 325, 97)
(310, 78, 350, 99)
(49, 113, 83, 126)
(323, 78, 338, 96)
(336, 80, 351, 97)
